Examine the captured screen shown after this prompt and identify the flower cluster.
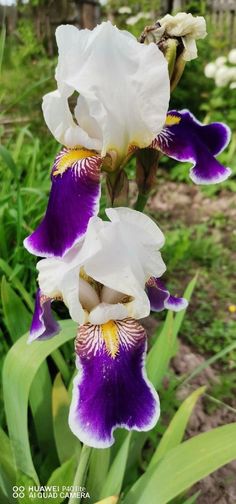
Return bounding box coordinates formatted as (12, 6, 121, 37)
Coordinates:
(24, 18, 231, 448)
(204, 49, 236, 89)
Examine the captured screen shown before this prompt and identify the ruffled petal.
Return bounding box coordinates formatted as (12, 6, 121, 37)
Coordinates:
(153, 110, 231, 184)
(69, 318, 159, 448)
(48, 22, 170, 160)
(79, 207, 166, 319)
(28, 289, 60, 343)
(146, 277, 188, 312)
(42, 90, 102, 151)
(24, 148, 101, 258)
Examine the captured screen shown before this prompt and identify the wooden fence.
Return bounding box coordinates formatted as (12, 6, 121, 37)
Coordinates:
(1, 0, 236, 52)
(207, 0, 236, 46)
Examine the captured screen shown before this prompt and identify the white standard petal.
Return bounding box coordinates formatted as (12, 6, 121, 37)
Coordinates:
(79, 208, 166, 319)
(51, 21, 170, 159)
(42, 90, 102, 150)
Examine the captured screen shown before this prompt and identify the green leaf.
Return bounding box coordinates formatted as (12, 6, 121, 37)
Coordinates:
(123, 423, 236, 504)
(99, 433, 131, 499)
(1, 276, 31, 342)
(29, 362, 55, 457)
(147, 274, 198, 389)
(149, 386, 206, 468)
(0, 428, 16, 503)
(3, 320, 76, 483)
(172, 273, 198, 339)
(87, 448, 110, 502)
(52, 373, 81, 464)
(46, 456, 77, 504)
(147, 311, 174, 388)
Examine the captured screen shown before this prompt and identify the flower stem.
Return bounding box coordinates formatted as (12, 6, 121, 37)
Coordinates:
(134, 193, 148, 212)
(68, 444, 92, 504)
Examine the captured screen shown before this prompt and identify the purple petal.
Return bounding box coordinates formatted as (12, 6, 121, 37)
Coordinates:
(28, 289, 60, 343)
(153, 110, 231, 185)
(69, 319, 159, 448)
(24, 148, 101, 258)
(146, 277, 188, 312)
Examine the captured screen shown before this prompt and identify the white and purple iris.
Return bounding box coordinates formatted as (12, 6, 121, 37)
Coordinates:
(30, 208, 187, 448)
(24, 22, 231, 260)
(24, 20, 231, 448)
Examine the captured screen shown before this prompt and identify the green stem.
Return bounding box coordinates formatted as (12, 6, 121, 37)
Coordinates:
(134, 193, 148, 212)
(68, 445, 92, 504)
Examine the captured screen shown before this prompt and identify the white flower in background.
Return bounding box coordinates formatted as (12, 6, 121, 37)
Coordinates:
(215, 56, 227, 67)
(205, 52, 236, 88)
(126, 12, 151, 26)
(118, 6, 132, 14)
(230, 81, 236, 89)
(228, 48, 236, 65)
(204, 62, 217, 78)
(158, 12, 207, 61)
(215, 66, 233, 87)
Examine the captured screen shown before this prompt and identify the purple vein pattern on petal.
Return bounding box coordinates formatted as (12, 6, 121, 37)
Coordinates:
(24, 148, 101, 258)
(153, 110, 231, 184)
(69, 318, 159, 448)
(146, 277, 188, 312)
(28, 289, 60, 343)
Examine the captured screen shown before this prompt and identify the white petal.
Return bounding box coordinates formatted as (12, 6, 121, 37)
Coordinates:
(37, 254, 85, 325)
(80, 208, 166, 318)
(88, 302, 128, 325)
(42, 90, 101, 150)
(49, 21, 169, 158)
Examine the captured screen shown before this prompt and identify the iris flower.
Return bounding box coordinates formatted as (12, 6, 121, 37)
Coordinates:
(29, 208, 187, 448)
(24, 22, 231, 260)
(24, 21, 170, 258)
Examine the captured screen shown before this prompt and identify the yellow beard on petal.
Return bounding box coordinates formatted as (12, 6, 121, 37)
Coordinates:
(165, 114, 181, 127)
(101, 321, 119, 359)
(54, 147, 98, 176)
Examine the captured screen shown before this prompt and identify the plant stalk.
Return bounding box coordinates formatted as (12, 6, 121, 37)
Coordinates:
(68, 444, 92, 504)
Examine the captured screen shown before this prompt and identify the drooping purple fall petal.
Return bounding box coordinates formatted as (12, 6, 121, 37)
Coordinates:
(146, 277, 188, 312)
(69, 318, 159, 448)
(24, 148, 101, 258)
(152, 110, 231, 184)
(28, 289, 60, 343)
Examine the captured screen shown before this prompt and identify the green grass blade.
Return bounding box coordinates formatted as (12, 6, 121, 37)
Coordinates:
(181, 339, 236, 386)
(149, 386, 206, 468)
(3, 320, 76, 483)
(52, 373, 81, 464)
(0, 258, 34, 311)
(0, 145, 18, 179)
(99, 433, 131, 499)
(123, 423, 236, 504)
(181, 491, 201, 504)
(0, 24, 6, 74)
(1, 276, 31, 342)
